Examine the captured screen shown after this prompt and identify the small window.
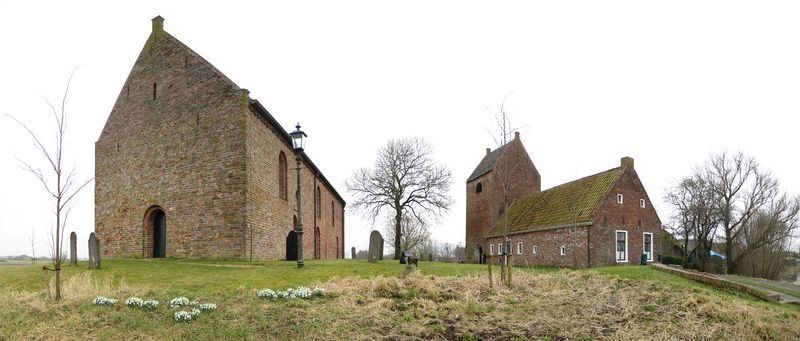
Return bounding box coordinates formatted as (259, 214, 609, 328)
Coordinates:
(489, 244, 494, 255)
(516, 242, 523, 255)
(640, 199, 646, 208)
(278, 152, 288, 200)
(617, 194, 623, 204)
(560, 245, 566, 256)
(315, 186, 322, 218)
(152, 82, 157, 100)
(331, 201, 335, 225)
(532, 245, 537, 254)
(643, 232, 653, 261)
(497, 243, 503, 255)
(476, 182, 483, 193)
(616, 230, 628, 262)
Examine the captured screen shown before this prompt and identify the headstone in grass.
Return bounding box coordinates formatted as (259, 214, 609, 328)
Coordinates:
(88, 233, 101, 269)
(368, 230, 383, 263)
(70, 232, 77, 266)
(351, 247, 356, 260)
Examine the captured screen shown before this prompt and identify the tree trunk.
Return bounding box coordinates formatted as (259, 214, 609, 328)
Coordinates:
(55, 268, 61, 300)
(394, 209, 402, 260)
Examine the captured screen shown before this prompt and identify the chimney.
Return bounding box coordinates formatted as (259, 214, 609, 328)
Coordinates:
(485, 148, 491, 155)
(514, 131, 520, 140)
(621, 156, 634, 170)
(152, 15, 165, 33)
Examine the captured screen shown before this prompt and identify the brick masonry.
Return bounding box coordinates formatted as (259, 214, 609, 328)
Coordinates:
(470, 141, 662, 268)
(95, 17, 344, 259)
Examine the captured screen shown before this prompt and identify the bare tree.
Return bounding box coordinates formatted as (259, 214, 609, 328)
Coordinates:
(664, 172, 720, 270)
(703, 151, 778, 273)
(737, 194, 800, 277)
(383, 212, 431, 255)
(5, 72, 93, 301)
(29, 226, 37, 265)
(347, 137, 453, 259)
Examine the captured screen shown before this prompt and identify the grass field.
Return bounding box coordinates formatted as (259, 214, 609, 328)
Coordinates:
(0, 259, 798, 339)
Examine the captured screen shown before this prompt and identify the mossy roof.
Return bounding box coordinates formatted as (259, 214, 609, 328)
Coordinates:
(489, 168, 622, 236)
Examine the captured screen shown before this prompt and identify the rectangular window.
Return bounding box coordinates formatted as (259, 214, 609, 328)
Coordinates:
(616, 230, 628, 262)
(560, 245, 566, 256)
(516, 242, 523, 255)
(498, 243, 503, 255)
(532, 246, 537, 254)
(617, 194, 623, 204)
(643, 232, 653, 261)
(489, 244, 494, 255)
(640, 199, 646, 208)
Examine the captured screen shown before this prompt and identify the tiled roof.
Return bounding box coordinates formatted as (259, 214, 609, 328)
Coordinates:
(467, 144, 509, 182)
(489, 167, 622, 236)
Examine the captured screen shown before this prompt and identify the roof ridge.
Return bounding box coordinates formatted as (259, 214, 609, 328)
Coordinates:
(539, 166, 621, 194)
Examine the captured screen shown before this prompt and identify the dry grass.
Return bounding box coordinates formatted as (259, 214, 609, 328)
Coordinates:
(1, 264, 798, 340)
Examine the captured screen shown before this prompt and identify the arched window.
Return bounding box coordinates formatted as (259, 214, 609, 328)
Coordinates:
(315, 186, 321, 218)
(476, 182, 483, 193)
(278, 152, 288, 200)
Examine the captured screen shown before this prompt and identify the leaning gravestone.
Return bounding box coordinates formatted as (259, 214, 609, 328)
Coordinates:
(351, 247, 356, 260)
(70, 232, 77, 266)
(88, 233, 101, 269)
(368, 230, 384, 263)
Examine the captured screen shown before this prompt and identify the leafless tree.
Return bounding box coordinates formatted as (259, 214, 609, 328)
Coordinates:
(5, 72, 93, 301)
(29, 226, 37, 265)
(737, 194, 800, 278)
(383, 212, 431, 255)
(664, 172, 720, 270)
(703, 151, 778, 273)
(347, 137, 453, 259)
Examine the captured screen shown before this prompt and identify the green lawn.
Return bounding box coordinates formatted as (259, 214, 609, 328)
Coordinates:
(0, 260, 797, 339)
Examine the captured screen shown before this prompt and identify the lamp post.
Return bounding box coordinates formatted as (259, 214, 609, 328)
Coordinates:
(290, 123, 307, 269)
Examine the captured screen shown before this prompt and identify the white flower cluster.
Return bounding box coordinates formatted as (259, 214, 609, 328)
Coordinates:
(126, 297, 159, 310)
(173, 309, 201, 323)
(199, 303, 217, 311)
(92, 296, 118, 306)
(169, 296, 191, 308)
(257, 286, 325, 300)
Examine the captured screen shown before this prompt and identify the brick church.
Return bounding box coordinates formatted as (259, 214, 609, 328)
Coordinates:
(95, 17, 345, 260)
(466, 133, 662, 268)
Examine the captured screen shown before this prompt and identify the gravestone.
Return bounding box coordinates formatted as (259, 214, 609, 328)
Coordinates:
(69, 232, 77, 266)
(351, 247, 356, 260)
(88, 233, 101, 269)
(368, 230, 384, 263)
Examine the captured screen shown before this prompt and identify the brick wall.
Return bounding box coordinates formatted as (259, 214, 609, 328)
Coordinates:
(465, 136, 541, 262)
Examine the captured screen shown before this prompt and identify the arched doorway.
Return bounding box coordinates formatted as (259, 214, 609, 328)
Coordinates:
(143, 206, 166, 258)
(314, 227, 321, 259)
(286, 231, 298, 261)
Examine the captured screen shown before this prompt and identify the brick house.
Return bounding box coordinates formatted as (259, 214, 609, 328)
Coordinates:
(95, 17, 345, 260)
(466, 135, 661, 267)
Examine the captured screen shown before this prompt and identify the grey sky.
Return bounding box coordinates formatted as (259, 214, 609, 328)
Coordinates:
(1, 1, 799, 258)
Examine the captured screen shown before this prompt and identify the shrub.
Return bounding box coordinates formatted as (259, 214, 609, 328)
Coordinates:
(661, 256, 683, 266)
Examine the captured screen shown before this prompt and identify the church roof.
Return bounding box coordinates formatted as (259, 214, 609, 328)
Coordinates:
(467, 144, 509, 182)
(488, 167, 622, 236)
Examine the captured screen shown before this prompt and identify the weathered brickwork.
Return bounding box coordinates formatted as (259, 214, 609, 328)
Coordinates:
(465, 134, 541, 262)
(467, 139, 662, 268)
(95, 17, 345, 259)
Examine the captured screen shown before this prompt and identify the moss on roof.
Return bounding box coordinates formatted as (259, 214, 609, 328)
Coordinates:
(489, 168, 622, 236)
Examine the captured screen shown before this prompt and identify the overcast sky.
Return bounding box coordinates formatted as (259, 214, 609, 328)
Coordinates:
(1, 1, 799, 258)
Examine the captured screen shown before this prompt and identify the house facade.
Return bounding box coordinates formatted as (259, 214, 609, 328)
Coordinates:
(95, 17, 345, 260)
(466, 137, 661, 268)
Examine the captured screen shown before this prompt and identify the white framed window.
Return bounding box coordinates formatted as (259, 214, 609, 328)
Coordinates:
(559, 245, 566, 256)
(532, 245, 537, 254)
(616, 230, 628, 262)
(617, 194, 624, 204)
(489, 244, 494, 255)
(640, 199, 646, 208)
(643, 232, 653, 261)
(516, 242, 523, 255)
(498, 243, 503, 255)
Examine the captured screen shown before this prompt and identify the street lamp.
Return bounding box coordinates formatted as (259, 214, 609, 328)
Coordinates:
(290, 123, 307, 269)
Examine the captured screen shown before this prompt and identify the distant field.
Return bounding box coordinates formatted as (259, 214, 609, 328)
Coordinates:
(0, 259, 797, 339)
